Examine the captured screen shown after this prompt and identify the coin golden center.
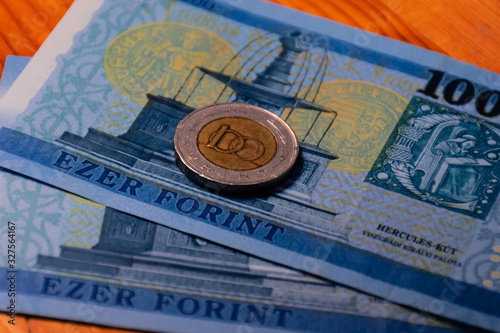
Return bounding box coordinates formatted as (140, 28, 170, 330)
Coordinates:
(197, 117, 277, 171)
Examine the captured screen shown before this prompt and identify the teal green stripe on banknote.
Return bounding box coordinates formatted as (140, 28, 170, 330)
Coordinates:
(0, 0, 499, 331)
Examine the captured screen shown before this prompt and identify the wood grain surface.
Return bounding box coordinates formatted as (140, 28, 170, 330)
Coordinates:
(1, 0, 499, 332)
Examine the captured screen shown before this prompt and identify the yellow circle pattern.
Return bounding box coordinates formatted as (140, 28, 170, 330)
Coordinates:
(104, 22, 240, 106)
(287, 80, 407, 173)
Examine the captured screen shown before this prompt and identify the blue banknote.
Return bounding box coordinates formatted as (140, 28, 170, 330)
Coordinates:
(0, 174, 467, 333)
(0, 57, 466, 331)
(0, 57, 469, 333)
(0, 0, 499, 331)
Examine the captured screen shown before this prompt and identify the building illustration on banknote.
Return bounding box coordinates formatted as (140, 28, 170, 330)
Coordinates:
(367, 97, 500, 219)
(31, 205, 453, 331)
(35, 206, 357, 326)
(57, 28, 351, 240)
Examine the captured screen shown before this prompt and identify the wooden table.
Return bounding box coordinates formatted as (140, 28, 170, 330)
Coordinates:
(1, 0, 499, 332)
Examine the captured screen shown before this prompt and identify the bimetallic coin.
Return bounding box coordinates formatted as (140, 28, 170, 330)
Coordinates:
(174, 103, 299, 194)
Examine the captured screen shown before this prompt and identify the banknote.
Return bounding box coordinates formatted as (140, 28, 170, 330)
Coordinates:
(0, 58, 467, 332)
(0, 0, 499, 331)
(0, 173, 468, 333)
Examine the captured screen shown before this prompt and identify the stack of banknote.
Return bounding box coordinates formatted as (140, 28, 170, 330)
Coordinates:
(0, 0, 499, 332)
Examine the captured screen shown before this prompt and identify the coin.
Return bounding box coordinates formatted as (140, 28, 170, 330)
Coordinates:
(174, 103, 299, 194)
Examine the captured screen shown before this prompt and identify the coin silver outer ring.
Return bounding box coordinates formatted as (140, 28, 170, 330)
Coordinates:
(174, 103, 299, 190)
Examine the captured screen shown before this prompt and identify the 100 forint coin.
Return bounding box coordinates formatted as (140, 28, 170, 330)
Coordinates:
(174, 103, 299, 193)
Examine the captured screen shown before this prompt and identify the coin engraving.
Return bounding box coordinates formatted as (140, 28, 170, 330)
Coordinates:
(197, 117, 277, 171)
(174, 103, 299, 193)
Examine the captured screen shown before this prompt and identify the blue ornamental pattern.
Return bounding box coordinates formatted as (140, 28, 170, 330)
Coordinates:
(367, 97, 500, 220)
